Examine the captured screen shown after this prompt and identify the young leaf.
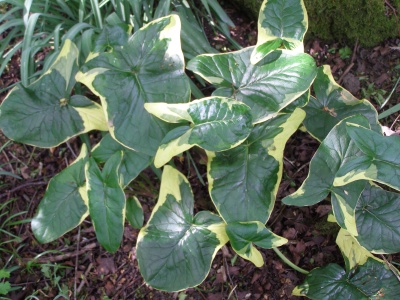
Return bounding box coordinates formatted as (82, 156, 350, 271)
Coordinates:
(91, 133, 152, 187)
(32, 145, 89, 243)
(334, 123, 400, 191)
(187, 47, 317, 124)
(293, 258, 400, 299)
(226, 222, 287, 267)
(208, 109, 305, 224)
(136, 166, 228, 292)
(251, 0, 308, 64)
(126, 196, 144, 229)
(145, 97, 253, 167)
(0, 39, 107, 147)
(355, 183, 400, 254)
(303, 65, 380, 141)
(86, 153, 125, 253)
(77, 15, 190, 155)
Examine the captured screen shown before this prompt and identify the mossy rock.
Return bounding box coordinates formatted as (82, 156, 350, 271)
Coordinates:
(230, 0, 400, 47)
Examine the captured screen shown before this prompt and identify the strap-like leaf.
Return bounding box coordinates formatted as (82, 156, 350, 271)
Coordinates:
(136, 166, 228, 292)
(251, 0, 308, 64)
(145, 96, 253, 167)
(32, 145, 89, 243)
(77, 15, 190, 155)
(208, 109, 304, 224)
(0, 40, 107, 147)
(86, 153, 125, 253)
(187, 47, 317, 124)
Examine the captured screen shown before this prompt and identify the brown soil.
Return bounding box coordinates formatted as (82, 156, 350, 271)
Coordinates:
(1, 2, 399, 300)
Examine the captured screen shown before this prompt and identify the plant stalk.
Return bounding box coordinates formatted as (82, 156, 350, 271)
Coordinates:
(272, 247, 309, 275)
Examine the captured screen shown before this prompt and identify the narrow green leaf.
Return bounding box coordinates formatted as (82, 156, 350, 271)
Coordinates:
(293, 258, 400, 299)
(32, 145, 89, 243)
(303, 65, 380, 141)
(226, 222, 287, 267)
(335, 123, 400, 191)
(208, 109, 305, 224)
(146, 97, 253, 167)
(187, 47, 317, 123)
(136, 166, 228, 292)
(251, 0, 308, 64)
(86, 153, 125, 253)
(126, 196, 144, 229)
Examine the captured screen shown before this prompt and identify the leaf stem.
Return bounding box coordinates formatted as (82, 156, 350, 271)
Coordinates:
(272, 247, 309, 275)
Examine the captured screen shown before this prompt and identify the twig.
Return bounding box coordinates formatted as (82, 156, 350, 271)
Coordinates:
(0, 181, 47, 198)
(390, 113, 400, 130)
(76, 262, 93, 294)
(224, 257, 238, 300)
(380, 255, 400, 282)
(74, 226, 81, 300)
(338, 38, 358, 84)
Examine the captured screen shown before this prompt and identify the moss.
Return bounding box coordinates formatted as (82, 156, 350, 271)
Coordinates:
(230, 0, 400, 47)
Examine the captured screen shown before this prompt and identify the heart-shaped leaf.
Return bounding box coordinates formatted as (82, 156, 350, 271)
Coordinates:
(145, 96, 253, 167)
(293, 258, 400, 299)
(187, 47, 317, 123)
(303, 65, 380, 141)
(355, 183, 400, 254)
(208, 109, 304, 224)
(0, 39, 107, 147)
(77, 15, 190, 155)
(86, 153, 125, 253)
(335, 123, 400, 191)
(226, 221, 287, 267)
(32, 145, 89, 243)
(91, 133, 152, 187)
(251, 0, 308, 64)
(136, 166, 228, 292)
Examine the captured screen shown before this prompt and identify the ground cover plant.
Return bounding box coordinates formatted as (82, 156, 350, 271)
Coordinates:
(1, 0, 400, 298)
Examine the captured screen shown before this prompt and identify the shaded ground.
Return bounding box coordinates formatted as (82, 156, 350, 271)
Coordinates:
(1, 3, 400, 299)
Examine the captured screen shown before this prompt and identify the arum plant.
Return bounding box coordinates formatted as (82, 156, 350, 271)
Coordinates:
(0, 0, 399, 297)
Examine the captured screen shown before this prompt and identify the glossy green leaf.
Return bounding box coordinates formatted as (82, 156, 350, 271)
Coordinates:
(126, 196, 144, 229)
(32, 145, 89, 243)
(355, 183, 400, 254)
(136, 166, 228, 292)
(91, 133, 152, 187)
(86, 153, 125, 253)
(77, 15, 190, 155)
(303, 65, 380, 141)
(281, 90, 310, 113)
(93, 24, 131, 52)
(208, 109, 305, 224)
(251, 0, 308, 64)
(0, 39, 107, 147)
(226, 222, 287, 267)
(187, 47, 317, 123)
(145, 97, 253, 167)
(335, 123, 400, 191)
(293, 258, 400, 299)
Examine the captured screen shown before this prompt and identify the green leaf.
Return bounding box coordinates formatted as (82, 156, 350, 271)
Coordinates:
(0, 270, 10, 279)
(0, 281, 10, 295)
(293, 258, 400, 299)
(0, 39, 107, 147)
(335, 123, 400, 191)
(86, 153, 125, 253)
(94, 24, 131, 52)
(208, 109, 304, 224)
(91, 133, 152, 187)
(336, 228, 380, 271)
(136, 166, 228, 292)
(226, 222, 287, 267)
(32, 145, 89, 243)
(251, 0, 308, 64)
(145, 96, 253, 167)
(303, 65, 380, 141)
(77, 15, 190, 155)
(355, 183, 400, 254)
(126, 196, 144, 229)
(187, 47, 317, 124)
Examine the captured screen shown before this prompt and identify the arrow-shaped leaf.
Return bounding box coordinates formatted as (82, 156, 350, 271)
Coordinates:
(136, 166, 228, 292)
(145, 96, 253, 167)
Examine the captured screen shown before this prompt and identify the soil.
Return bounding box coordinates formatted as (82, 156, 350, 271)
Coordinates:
(1, 2, 399, 300)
